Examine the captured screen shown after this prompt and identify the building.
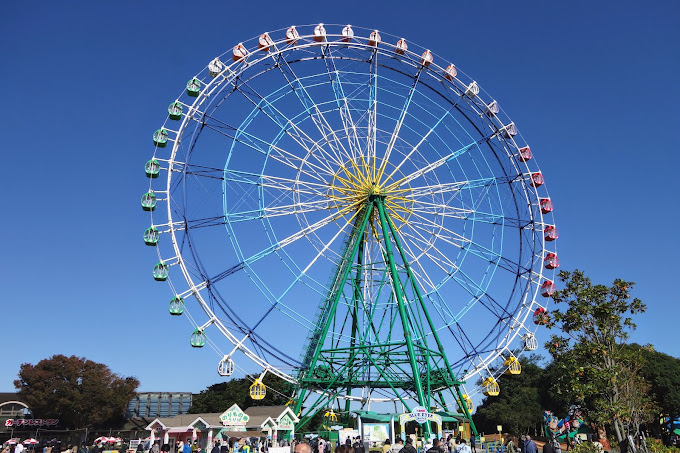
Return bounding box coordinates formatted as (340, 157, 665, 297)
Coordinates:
(126, 392, 193, 418)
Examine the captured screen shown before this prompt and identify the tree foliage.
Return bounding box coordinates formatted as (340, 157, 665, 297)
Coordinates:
(14, 354, 139, 429)
(472, 356, 544, 436)
(189, 374, 292, 413)
(545, 270, 650, 442)
(630, 344, 680, 420)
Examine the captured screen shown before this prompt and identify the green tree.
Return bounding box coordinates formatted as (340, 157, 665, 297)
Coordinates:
(545, 270, 650, 443)
(472, 356, 544, 436)
(189, 374, 292, 413)
(629, 344, 680, 434)
(14, 354, 139, 429)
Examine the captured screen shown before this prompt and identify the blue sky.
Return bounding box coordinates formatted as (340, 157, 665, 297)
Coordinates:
(1, 1, 678, 401)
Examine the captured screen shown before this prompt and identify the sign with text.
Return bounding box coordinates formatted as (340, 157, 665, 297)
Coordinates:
(5, 419, 59, 427)
(278, 414, 294, 430)
(219, 404, 249, 426)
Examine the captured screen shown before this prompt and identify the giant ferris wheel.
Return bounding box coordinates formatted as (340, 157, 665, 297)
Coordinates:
(141, 24, 559, 433)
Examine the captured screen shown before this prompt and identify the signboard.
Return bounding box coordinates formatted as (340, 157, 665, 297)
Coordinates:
(5, 419, 59, 427)
(219, 404, 249, 426)
(278, 414, 294, 431)
(363, 423, 389, 444)
(412, 406, 428, 424)
(338, 429, 359, 445)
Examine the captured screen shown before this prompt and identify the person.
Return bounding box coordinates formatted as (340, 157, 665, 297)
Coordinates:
(15, 443, 25, 453)
(182, 442, 192, 453)
(552, 438, 561, 453)
(162, 444, 170, 453)
(153, 443, 160, 453)
(294, 442, 311, 453)
(469, 436, 475, 453)
(505, 437, 516, 453)
(211, 443, 220, 453)
(427, 439, 444, 453)
(391, 439, 403, 453)
(564, 436, 572, 453)
(382, 440, 391, 453)
(344, 438, 351, 449)
(220, 442, 228, 453)
(542, 440, 553, 453)
(518, 436, 525, 453)
(318, 439, 326, 453)
(523, 436, 537, 453)
(399, 438, 416, 453)
(176, 442, 184, 453)
(352, 438, 363, 453)
(453, 439, 470, 453)
(447, 436, 455, 453)
(137, 443, 145, 453)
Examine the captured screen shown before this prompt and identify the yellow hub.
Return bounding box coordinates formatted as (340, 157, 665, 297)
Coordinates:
(327, 157, 413, 229)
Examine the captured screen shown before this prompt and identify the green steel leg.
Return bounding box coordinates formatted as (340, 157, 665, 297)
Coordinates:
(375, 197, 432, 436)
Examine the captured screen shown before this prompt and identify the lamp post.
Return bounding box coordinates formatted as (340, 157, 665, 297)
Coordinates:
(497, 425, 503, 444)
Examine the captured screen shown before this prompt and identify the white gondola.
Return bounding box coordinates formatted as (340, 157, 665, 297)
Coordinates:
(208, 58, 224, 78)
(523, 333, 538, 351)
(313, 24, 327, 42)
(485, 100, 499, 117)
(368, 30, 381, 47)
(217, 356, 235, 376)
(501, 122, 518, 138)
(285, 26, 300, 45)
(444, 64, 457, 81)
(341, 25, 354, 42)
(258, 33, 274, 52)
(420, 50, 433, 67)
(465, 81, 479, 98)
(232, 43, 247, 62)
(395, 38, 408, 55)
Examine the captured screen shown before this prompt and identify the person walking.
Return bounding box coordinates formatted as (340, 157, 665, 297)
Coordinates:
(454, 440, 470, 453)
(523, 437, 537, 453)
(542, 440, 553, 453)
(469, 437, 476, 453)
(427, 439, 444, 453)
(391, 439, 404, 453)
(399, 438, 417, 453)
(505, 438, 516, 453)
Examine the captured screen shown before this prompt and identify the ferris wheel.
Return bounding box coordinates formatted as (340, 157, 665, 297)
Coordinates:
(141, 24, 558, 430)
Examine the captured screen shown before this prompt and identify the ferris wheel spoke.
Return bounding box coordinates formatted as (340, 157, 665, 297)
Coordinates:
(323, 45, 363, 163)
(384, 99, 468, 183)
(366, 49, 379, 174)
(406, 211, 530, 275)
(224, 170, 331, 198)
(376, 67, 423, 183)
(214, 205, 358, 285)
(197, 111, 337, 181)
(385, 132, 501, 191)
(233, 79, 346, 172)
(271, 52, 354, 165)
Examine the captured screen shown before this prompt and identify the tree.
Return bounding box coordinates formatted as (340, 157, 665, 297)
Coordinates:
(545, 270, 650, 443)
(189, 374, 292, 413)
(14, 354, 139, 429)
(473, 355, 544, 436)
(629, 344, 680, 437)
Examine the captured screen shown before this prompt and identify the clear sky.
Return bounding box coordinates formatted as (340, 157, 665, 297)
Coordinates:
(1, 1, 678, 401)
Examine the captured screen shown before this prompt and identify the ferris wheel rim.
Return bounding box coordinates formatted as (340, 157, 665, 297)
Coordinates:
(146, 24, 558, 401)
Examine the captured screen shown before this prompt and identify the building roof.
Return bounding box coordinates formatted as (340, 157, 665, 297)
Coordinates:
(0, 393, 27, 405)
(244, 406, 297, 422)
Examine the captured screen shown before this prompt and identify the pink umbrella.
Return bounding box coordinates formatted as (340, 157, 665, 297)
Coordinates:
(5, 440, 19, 446)
(23, 440, 39, 445)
